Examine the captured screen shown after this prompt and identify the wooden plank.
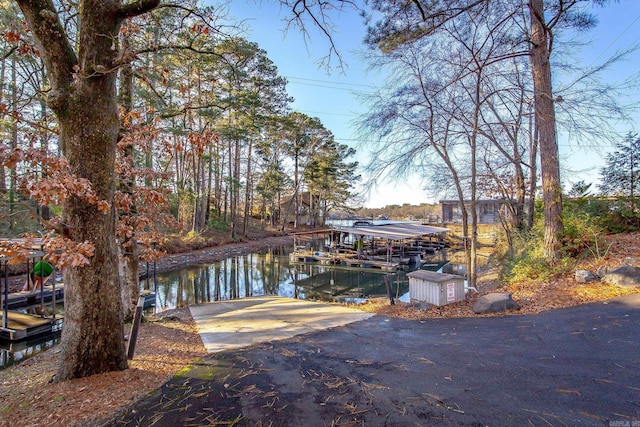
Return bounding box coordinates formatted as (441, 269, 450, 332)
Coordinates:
(0, 312, 63, 341)
(1, 311, 52, 329)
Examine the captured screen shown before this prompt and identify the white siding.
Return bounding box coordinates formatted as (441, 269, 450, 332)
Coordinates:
(407, 270, 465, 306)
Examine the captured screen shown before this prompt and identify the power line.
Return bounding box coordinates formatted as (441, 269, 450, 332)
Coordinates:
(589, 13, 640, 65)
(286, 79, 376, 95)
(286, 75, 379, 89)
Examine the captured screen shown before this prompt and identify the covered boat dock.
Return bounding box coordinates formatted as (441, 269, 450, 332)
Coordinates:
(289, 223, 450, 271)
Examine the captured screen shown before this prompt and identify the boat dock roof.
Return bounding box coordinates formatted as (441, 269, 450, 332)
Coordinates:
(333, 223, 449, 241)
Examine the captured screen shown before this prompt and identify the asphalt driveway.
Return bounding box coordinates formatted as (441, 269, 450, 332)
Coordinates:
(103, 294, 640, 426)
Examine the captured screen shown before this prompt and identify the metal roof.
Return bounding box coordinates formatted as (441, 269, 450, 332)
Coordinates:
(333, 223, 449, 241)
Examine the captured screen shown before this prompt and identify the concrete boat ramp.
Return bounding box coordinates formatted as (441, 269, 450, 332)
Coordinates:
(188, 295, 374, 353)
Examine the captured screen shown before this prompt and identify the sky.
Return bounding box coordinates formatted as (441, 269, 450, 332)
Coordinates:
(222, 1, 640, 208)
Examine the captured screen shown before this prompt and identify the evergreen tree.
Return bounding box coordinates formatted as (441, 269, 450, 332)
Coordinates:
(599, 133, 640, 197)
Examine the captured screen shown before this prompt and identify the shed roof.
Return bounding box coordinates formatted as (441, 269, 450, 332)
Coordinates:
(406, 270, 464, 283)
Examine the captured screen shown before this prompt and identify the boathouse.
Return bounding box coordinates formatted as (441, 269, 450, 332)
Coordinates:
(289, 223, 450, 272)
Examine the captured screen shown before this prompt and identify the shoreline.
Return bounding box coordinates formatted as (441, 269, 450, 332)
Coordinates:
(4, 235, 294, 293)
(149, 234, 294, 275)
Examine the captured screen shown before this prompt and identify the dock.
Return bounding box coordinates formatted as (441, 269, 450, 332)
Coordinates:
(4, 284, 65, 310)
(289, 223, 449, 274)
(0, 311, 63, 341)
(289, 250, 400, 271)
(342, 257, 399, 271)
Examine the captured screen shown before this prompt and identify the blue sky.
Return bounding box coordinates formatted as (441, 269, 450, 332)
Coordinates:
(224, 1, 640, 208)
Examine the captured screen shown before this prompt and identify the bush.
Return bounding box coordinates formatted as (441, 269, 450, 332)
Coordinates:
(502, 250, 553, 284)
(565, 196, 640, 234)
(499, 207, 607, 285)
(560, 211, 607, 259)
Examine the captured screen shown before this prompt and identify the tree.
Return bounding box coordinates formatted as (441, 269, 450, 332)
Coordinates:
(528, 0, 562, 264)
(599, 133, 640, 197)
(360, 2, 535, 289)
(304, 138, 360, 225)
(285, 0, 619, 263)
(15, 0, 161, 382)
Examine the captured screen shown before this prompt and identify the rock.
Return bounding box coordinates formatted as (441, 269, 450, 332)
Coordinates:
(575, 269, 597, 283)
(602, 265, 640, 288)
(596, 266, 608, 278)
(410, 301, 432, 311)
(623, 257, 640, 266)
(473, 292, 519, 314)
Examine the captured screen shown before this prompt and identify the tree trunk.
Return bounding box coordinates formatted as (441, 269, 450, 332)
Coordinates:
(233, 137, 241, 237)
(39, 68, 52, 221)
(243, 137, 254, 236)
(294, 152, 299, 228)
(56, 73, 126, 381)
(117, 36, 139, 321)
(529, 0, 563, 263)
(0, 58, 6, 192)
(526, 106, 538, 231)
(466, 73, 482, 291)
(16, 0, 160, 382)
(9, 56, 17, 231)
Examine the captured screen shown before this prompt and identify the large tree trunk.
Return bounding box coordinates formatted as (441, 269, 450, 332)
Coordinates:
(16, 0, 159, 382)
(529, 0, 563, 263)
(57, 69, 126, 381)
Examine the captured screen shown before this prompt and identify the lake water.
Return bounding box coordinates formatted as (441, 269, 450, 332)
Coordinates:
(147, 245, 452, 312)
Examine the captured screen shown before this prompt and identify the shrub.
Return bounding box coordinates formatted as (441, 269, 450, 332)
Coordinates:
(500, 206, 607, 285)
(560, 211, 607, 259)
(183, 230, 206, 249)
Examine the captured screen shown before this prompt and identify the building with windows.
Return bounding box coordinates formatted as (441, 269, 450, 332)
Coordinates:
(439, 199, 504, 224)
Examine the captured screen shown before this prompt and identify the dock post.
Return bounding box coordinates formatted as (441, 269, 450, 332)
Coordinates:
(126, 295, 146, 359)
(2, 260, 7, 329)
(384, 274, 395, 305)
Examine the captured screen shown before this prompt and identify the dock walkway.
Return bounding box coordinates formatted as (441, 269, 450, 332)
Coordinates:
(3, 285, 64, 310)
(0, 311, 63, 341)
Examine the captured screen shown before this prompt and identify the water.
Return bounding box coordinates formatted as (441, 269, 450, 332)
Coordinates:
(1, 333, 61, 369)
(148, 245, 451, 312)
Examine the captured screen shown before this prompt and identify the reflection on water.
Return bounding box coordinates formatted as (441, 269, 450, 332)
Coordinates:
(150, 245, 453, 312)
(1, 332, 61, 370)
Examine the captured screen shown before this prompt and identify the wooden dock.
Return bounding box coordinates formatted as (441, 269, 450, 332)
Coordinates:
(0, 311, 63, 341)
(290, 250, 400, 271)
(4, 284, 65, 310)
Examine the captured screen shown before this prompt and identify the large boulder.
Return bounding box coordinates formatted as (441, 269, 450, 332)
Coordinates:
(575, 269, 597, 283)
(602, 265, 640, 288)
(473, 292, 519, 314)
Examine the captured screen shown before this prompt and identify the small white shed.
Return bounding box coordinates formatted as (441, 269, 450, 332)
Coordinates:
(406, 270, 465, 306)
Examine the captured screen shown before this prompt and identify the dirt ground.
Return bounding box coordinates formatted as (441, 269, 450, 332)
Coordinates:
(1, 233, 640, 426)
